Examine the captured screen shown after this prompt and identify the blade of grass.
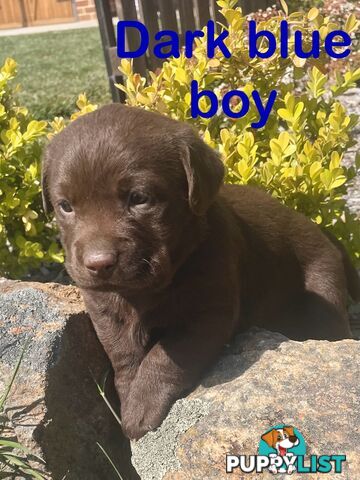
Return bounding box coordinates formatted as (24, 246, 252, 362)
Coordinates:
(0, 338, 30, 412)
(90, 370, 122, 427)
(96, 442, 124, 480)
(0, 339, 48, 480)
(1, 453, 46, 479)
(0, 439, 45, 465)
(0, 437, 44, 459)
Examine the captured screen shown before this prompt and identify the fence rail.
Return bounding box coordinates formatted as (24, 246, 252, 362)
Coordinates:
(94, 0, 273, 102)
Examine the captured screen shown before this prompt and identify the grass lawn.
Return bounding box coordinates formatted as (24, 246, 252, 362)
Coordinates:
(0, 27, 112, 120)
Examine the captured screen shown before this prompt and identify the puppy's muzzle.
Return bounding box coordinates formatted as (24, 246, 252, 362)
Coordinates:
(83, 250, 118, 277)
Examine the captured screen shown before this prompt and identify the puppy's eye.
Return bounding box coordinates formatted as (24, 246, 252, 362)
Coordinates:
(128, 191, 149, 207)
(59, 200, 73, 213)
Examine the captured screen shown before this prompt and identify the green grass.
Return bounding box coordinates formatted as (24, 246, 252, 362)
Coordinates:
(0, 27, 112, 120)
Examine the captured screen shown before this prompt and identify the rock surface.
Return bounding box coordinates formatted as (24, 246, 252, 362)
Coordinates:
(131, 329, 360, 480)
(1, 281, 359, 479)
(0, 280, 139, 480)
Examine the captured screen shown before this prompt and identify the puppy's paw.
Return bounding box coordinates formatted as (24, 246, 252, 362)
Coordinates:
(121, 411, 153, 440)
(120, 395, 168, 440)
(287, 465, 296, 474)
(268, 465, 278, 474)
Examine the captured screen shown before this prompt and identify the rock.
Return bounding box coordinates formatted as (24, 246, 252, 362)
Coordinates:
(2, 281, 359, 479)
(131, 328, 360, 480)
(0, 280, 139, 480)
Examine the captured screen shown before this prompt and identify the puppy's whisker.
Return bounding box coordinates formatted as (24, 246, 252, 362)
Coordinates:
(141, 258, 155, 276)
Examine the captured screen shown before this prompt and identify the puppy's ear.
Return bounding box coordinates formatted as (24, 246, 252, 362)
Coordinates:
(41, 145, 53, 214)
(284, 426, 295, 437)
(180, 132, 224, 216)
(261, 429, 277, 448)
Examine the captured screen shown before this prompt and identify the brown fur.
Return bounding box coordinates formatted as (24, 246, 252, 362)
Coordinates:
(42, 104, 359, 439)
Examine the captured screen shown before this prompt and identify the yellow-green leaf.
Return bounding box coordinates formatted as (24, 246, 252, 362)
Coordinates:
(308, 7, 319, 21)
(279, 0, 288, 16)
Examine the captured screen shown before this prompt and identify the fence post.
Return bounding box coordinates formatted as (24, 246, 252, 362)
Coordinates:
(177, 0, 196, 33)
(118, 0, 148, 77)
(196, 0, 212, 28)
(139, 0, 163, 71)
(94, 0, 124, 102)
(158, 0, 178, 31)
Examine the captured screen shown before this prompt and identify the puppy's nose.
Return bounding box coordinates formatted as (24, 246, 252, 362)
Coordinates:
(84, 251, 117, 275)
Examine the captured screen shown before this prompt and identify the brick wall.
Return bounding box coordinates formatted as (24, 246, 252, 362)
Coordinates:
(74, 0, 97, 21)
(74, 0, 117, 21)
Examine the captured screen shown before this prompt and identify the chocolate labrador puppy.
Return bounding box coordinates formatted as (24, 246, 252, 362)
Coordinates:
(42, 104, 360, 440)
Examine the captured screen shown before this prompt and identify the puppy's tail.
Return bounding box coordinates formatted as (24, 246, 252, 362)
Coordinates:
(323, 229, 360, 302)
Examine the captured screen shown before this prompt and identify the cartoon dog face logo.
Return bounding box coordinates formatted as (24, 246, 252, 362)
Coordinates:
(261, 426, 300, 474)
(261, 426, 299, 456)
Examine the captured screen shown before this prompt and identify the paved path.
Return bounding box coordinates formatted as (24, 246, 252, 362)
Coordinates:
(0, 19, 99, 36)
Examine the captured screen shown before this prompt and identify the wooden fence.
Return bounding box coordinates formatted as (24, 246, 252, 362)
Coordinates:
(0, 0, 74, 29)
(94, 0, 273, 102)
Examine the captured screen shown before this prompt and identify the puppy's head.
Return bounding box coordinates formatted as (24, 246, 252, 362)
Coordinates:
(42, 104, 224, 293)
(261, 427, 299, 450)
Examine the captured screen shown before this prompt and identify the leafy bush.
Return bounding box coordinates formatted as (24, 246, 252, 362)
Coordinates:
(116, 0, 360, 265)
(253, 2, 359, 76)
(322, 0, 360, 75)
(0, 58, 59, 278)
(283, 0, 323, 14)
(0, 59, 95, 278)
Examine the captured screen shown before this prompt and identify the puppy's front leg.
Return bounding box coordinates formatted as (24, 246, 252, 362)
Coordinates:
(81, 291, 148, 404)
(121, 311, 236, 440)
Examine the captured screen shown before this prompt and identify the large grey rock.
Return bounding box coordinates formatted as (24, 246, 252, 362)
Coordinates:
(131, 329, 360, 480)
(0, 280, 139, 480)
(2, 280, 359, 479)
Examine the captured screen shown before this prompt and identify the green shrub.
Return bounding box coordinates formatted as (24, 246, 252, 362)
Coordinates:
(283, 0, 323, 14)
(0, 58, 60, 278)
(0, 59, 96, 278)
(117, 0, 360, 265)
(322, 0, 360, 75)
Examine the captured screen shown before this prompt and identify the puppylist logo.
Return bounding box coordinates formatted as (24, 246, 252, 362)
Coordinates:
(226, 425, 346, 475)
